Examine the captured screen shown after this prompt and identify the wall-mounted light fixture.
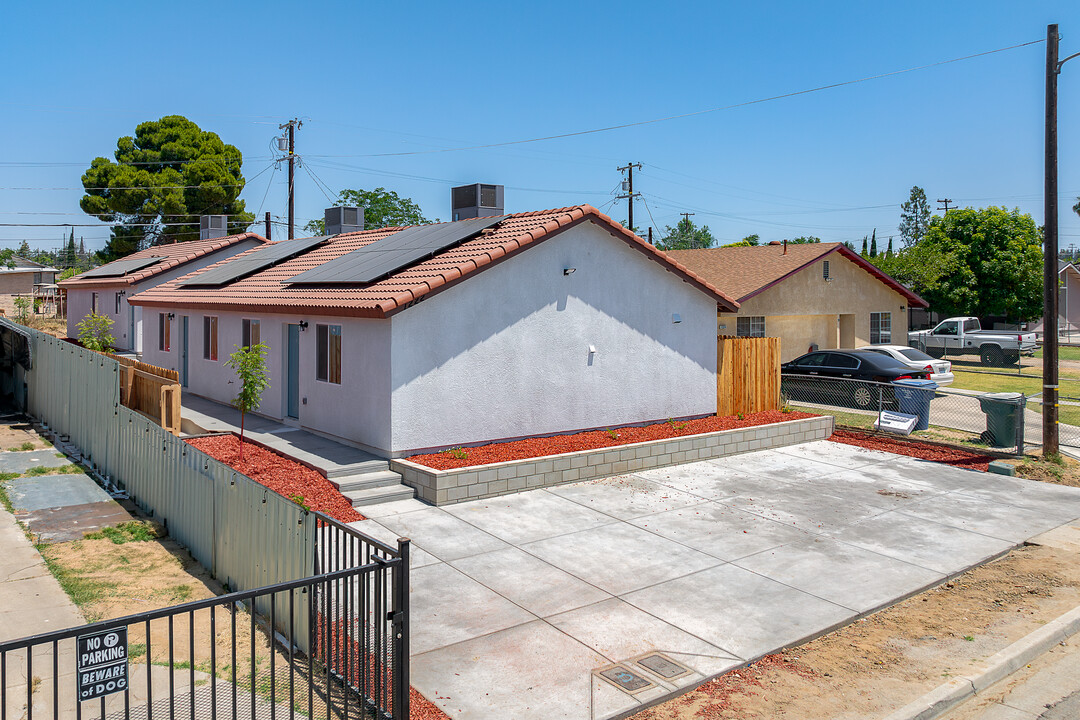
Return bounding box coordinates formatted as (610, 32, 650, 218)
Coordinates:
(167, 312, 175, 320)
(900, 306, 907, 313)
(298, 320, 309, 330)
(563, 267, 576, 276)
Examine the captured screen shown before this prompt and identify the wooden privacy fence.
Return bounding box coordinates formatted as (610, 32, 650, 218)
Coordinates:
(717, 335, 781, 416)
(106, 352, 182, 435)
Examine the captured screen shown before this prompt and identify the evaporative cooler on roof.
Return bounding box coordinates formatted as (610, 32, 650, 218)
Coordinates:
(286, 215, 507, 285)
(78, 256, 165, 278)
(178, 236, 328, 287)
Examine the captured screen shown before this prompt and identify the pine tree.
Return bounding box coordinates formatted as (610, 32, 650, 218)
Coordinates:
(869, 229, 878, 258)
(886, 237, 894, 257)
(63, 228, 77, 268)
(860, 236, 868, 256)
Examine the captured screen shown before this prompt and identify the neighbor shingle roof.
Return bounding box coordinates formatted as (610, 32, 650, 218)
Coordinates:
(667, 242, 927, 308)
(58, 233, 268, 289)
(128, 205, 739, 317)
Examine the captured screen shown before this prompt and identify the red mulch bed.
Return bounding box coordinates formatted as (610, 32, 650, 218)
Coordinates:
(828, 428, 996, 472)
(186, 435, 364, 523)
(407, 410, 817, 469)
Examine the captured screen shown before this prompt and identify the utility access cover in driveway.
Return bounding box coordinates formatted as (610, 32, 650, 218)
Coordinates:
(353, 440, 1080, 720)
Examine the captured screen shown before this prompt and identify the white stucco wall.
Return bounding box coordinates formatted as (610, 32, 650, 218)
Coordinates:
(139, 309, 393, 453)
(388, 220, 719, 455)
(66, 239, 261, 352)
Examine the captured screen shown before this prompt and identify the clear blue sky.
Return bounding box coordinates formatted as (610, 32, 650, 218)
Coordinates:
(3, 1, 1080, 252)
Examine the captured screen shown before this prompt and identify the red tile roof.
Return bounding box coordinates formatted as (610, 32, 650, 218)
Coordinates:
(128, 206, 739, 317)
(58, 233, 268, 289)
(667, 242, 927, 308)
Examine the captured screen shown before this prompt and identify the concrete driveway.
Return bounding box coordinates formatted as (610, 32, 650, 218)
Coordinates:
(350, 441, 1080, 720)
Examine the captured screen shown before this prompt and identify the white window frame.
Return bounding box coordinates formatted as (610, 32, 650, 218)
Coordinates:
(870, 311, 892, 344)
(316, 324, 342, 384)
(736, 316, 766, 338)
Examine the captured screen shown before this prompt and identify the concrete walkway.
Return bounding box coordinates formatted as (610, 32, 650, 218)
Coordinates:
(351, 441, 1080, 720)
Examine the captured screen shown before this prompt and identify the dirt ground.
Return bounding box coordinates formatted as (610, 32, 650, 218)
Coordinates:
(629, 541, 1080, 720)
(0, 418, 54, 451)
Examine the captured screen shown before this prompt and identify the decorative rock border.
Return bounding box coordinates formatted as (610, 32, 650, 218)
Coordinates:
(390, 415, 834, 505)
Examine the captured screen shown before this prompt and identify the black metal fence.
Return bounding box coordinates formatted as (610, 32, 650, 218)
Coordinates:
(781, 373, 1027, 453)
(0, 517, 409, 720)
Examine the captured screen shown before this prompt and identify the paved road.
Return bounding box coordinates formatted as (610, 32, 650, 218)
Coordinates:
(941, 636, 1080, 720)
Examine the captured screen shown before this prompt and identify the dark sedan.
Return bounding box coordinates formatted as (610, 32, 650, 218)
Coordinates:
(781, 349, 931, 409)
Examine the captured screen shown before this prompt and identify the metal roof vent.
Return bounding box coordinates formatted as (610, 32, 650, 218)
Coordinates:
(199, 215, 228, 241)
(325, 206, 364, 236)
(451, 183, 504, 221)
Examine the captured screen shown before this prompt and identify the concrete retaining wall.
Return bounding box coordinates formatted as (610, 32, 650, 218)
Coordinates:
(390, 415, 834, 505)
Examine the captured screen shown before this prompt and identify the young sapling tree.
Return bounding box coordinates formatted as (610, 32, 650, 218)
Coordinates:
(77, 311, 115, 352)
(225, 343, 270, 459)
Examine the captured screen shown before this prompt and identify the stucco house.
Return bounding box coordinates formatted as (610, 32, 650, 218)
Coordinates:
(60, 233, 267, 352)
(668, 242, 927, 363)
(0, 256, 58, 294)
(128, 205, 738, 457)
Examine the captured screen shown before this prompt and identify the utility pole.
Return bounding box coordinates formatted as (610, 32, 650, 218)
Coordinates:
(278, 119, 302, 240)
(264, 211, 272, 241)
(1043, 23, 1080, 456)
(679, 212, 695, 225)
(936, 198, 954, 215)
(617, 162, 642, 231)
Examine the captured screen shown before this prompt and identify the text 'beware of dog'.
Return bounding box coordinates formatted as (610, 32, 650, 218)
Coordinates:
(77, 628, 128, 701)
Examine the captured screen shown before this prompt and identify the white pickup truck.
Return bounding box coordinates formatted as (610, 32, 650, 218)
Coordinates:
(907, 316, 1037, 366)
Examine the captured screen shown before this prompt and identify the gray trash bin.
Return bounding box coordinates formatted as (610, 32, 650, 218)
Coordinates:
(978, 392, 1024, 447)
(892, 379, 938, 431)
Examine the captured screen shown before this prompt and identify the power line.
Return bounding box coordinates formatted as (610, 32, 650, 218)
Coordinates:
(300, 39, 1044, 159)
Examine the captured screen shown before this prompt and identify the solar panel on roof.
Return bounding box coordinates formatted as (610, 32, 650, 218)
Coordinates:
(79, 256, 164, 279)
(286, 216, 507, 285)
(178, 236, 328, 287)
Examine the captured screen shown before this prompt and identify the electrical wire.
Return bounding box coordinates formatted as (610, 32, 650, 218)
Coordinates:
(302, 39, 1044, 159)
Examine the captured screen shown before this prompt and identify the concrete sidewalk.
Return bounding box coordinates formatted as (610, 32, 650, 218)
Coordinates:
(352, 441, 1080, 720)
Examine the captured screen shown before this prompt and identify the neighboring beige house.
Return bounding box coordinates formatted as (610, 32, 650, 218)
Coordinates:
(668, 242, 927, 362)
(0, 256, 58, 294)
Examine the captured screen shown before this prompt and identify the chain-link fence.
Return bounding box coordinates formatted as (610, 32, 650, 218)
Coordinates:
(781, 373, 1027, 454)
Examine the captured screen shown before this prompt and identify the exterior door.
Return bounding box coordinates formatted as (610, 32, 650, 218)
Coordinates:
(180, 316, 189, 388)
(286, 324, 300, 419)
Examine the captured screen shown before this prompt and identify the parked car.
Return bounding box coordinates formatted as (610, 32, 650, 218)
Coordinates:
(861, 345, 954, 386)
(780, 349, 931, 410)
(907, 316, 1037, 366)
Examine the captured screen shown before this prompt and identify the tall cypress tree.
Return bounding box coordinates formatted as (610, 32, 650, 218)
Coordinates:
(869, 228, 878, 257)
(860, 236, 868, 256)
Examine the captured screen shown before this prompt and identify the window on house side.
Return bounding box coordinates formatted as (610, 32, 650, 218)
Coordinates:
(736, 316, 766, 338)
(870, 312, 892, 344)
(159, 313, 170, 352)
(823, 261, 830, 280)
(203, 316, 218, 361)
(115, 293, 122, 315)
(316, 323, 342, 384)
(242, 319, 261, 348)
(91, 293, 98, 314)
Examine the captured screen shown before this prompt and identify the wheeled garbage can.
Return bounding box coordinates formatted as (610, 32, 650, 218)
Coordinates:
(891, 379, 938, 431)
(978, 392, 1024, 448)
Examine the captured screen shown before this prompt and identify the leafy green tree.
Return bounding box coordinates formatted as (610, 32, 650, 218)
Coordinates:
(225, 343, 270, 458)
(656, 217, 715, 251)
(77, 312, 115, 351)
(304, 187, 432, 234)
(723, 234, 761, 248)
(899, 186, 932, 247)
(12, 296, 31, 323)
(873, 206, 1043, 320)
(787, 236, 821, 244)
(80, 116, 253, 261)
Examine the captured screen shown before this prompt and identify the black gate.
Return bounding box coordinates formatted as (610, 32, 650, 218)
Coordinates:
(0, 518, 409, 720)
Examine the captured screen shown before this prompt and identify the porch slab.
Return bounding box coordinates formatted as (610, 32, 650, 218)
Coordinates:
(367, 439, 1080, 720)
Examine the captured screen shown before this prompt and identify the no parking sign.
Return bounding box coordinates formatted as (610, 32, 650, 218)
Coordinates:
(77, 628, 128, 701)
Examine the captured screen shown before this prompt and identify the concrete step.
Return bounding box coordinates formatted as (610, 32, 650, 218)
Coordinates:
(342, 483, 416, 507)
(324, 459, 389, 479)
(331, 470, 403, 492)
